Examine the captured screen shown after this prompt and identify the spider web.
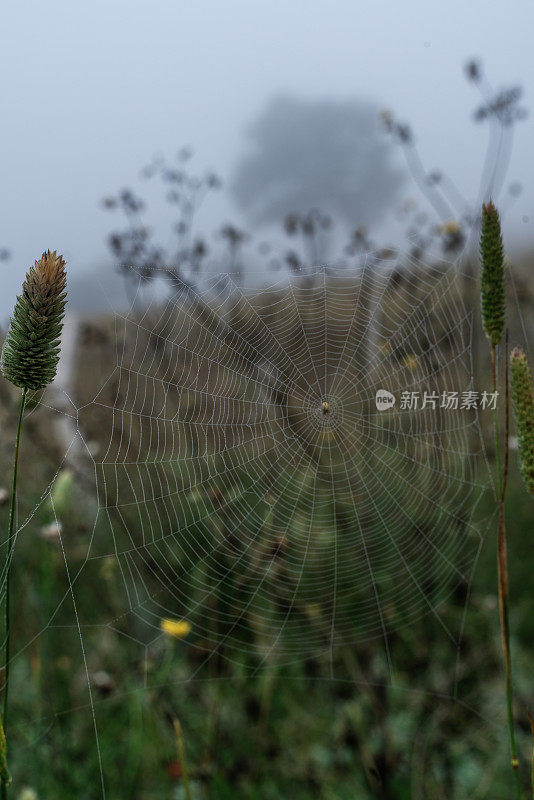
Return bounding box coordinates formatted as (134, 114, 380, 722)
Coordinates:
(5, 251, 502, 794)
(72, 254, 487, 668)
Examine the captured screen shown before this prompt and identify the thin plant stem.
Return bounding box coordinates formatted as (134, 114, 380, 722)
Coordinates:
(2, 388, 27, 799)
(491, 343, 502, 491)
(173, 718, 192, 800)
(527, 709, 534, 800)
(495, 331, 521, 799)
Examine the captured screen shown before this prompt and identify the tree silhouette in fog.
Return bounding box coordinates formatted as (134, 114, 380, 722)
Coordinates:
(232, 95, 404, 231)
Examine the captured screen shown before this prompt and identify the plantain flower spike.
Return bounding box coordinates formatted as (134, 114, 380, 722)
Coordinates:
(1, 250, 67, 391)
(510, 347, 534, 494)
(480, 200, 505, 346)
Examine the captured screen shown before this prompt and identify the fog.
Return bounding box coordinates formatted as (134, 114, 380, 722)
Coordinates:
(2, 0, 534, 315)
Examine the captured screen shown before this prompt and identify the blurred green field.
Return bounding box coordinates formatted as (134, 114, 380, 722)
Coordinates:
(0, 265, 532, 799)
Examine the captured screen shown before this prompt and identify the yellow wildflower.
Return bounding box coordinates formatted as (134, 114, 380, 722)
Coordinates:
(403, 354, 419, 370)
(305, 603, 322, 619)
(160, 619, 191, 639)
(56, 655, 71, 671)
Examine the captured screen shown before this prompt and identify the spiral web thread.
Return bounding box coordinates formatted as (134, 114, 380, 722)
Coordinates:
(4, 249, 512, 792)
(77, 253, 488, 664)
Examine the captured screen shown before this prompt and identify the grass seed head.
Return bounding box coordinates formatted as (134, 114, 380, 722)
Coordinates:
(1, 250, 67, 391)
(510, 347, 534, 494)
(480, 201, 505, 346)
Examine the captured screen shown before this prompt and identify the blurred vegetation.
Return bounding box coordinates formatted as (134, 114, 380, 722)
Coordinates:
(0, 256, 533, 799)
(99, 58, 527, 307)
(0, 56, 532, 800)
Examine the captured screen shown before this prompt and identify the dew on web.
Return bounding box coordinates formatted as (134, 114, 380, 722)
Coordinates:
(69, 256, 488, 667)
(5, 251, 506, 793)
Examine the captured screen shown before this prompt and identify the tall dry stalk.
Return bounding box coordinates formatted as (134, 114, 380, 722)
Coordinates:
(510, 348, 534, 797)
(0, 251, 67, 798)
(480, 203, 521, 798)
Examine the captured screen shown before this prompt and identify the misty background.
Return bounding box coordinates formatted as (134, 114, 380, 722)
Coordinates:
(3, 5, 534, 797)
(2, 0, 534, 316)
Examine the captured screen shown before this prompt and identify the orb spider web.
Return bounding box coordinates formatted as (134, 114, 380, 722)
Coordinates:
(70, 252, 488, 681)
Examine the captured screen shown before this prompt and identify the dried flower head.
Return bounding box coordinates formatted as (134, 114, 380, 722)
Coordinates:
(1, 251, 67, 390)
(480, 201, 505, 346)
(510, 347, 534, 493)
(440, 220, 460, 235)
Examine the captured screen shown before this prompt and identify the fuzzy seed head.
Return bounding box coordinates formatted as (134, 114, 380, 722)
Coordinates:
(510, 347, 534, 494)
(1, 251, 67, 391)
(480, 201, 505, 346)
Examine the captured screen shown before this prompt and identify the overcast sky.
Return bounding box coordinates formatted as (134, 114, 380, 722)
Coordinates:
(2, 0, 534, 315)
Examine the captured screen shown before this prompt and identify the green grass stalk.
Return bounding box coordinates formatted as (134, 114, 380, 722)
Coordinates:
(491, 344, 502, 489)
(495, 331, 521, 799)
(527, 709, 534, 800)
(173, 718, 192, 800)
(0, 250, 67, 797)
(1, 388, 26, 799)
